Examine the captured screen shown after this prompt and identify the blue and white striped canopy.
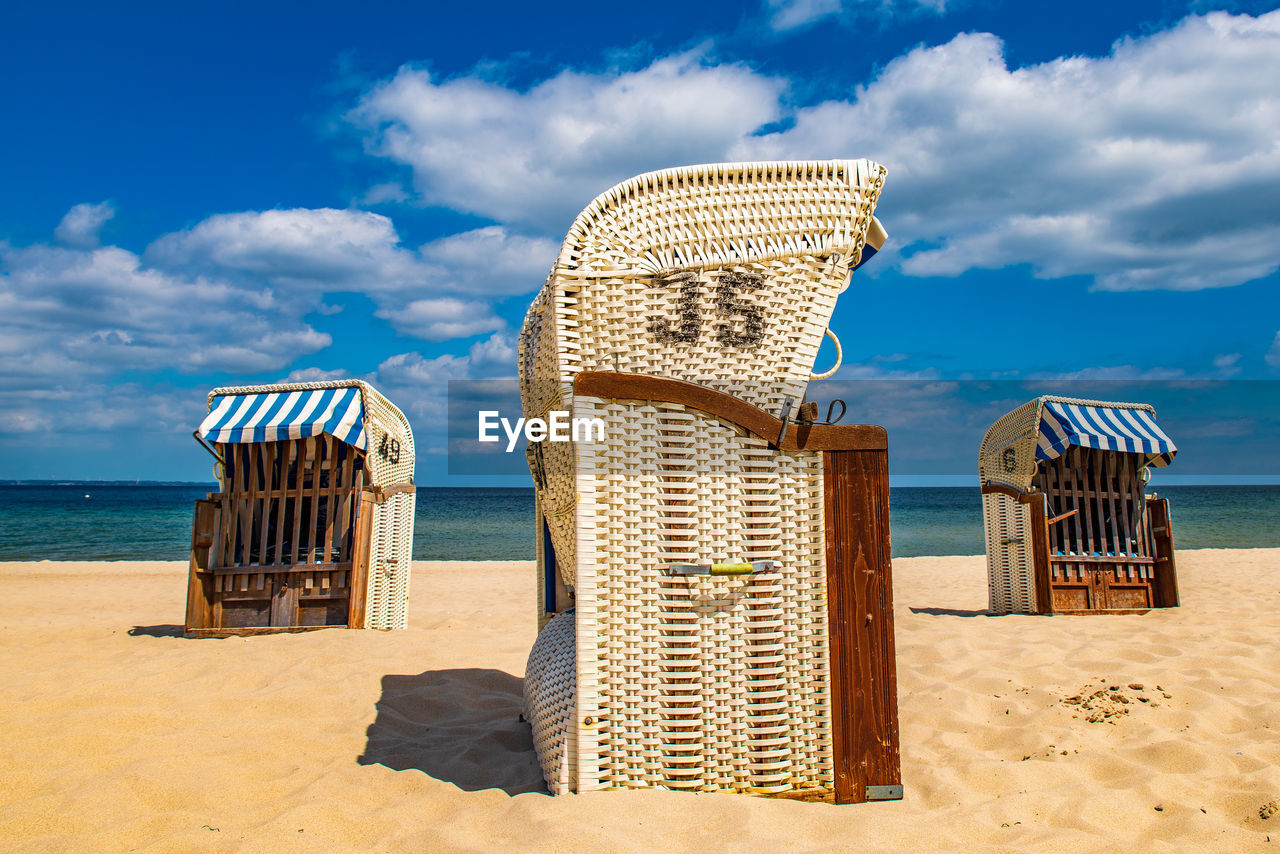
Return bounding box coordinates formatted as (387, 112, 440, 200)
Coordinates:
(1037, 400, 1176, 467)
(197, 386, 368, 450)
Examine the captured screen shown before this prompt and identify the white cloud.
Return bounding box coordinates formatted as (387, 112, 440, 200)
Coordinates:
(767, 0, 842, 30)
(146, 207, 427, 293)
(364, 333, 518, 442)
(54, 202, 115, 248)
(765, 0, 949, 31)
(358, 181, 409, 205)
(738, 11, 1280, 291)
(0, 239, 331, 388)
(347, 52, 785, 229)
(346, 11, 1280, 292)
(148, 209, 550, 332)
(0, 382, 208, 436)
(1212, 352, 1242, 377)
(419, 226, 557, 296)
(379, 297, 505, 341)
(280, 367, 360, 383)
(1268, 332, 1280, 368)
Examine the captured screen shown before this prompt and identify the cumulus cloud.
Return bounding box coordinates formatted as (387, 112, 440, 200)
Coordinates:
(0, 239, 331, 389)
(54, 202, 115, 248)
(145, 207, 428, 293)
(347, 52, 785, 229)
(1268, 332, 1280, 368)
(347, 11, 1280, 293)
(739, 11, 1280, 291)
(147, 208, 552, 332)
(0, 203, 541, 403)
(418, 226, 558, 295)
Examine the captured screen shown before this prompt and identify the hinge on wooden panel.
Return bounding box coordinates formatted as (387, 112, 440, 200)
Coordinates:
(865, 784, 903, 801)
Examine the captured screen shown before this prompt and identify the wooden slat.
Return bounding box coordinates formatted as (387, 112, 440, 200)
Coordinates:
(257, 441, 275, 566)
(323, 435, 339, 564)
(1101, 452, 1118, 557)
(185, 626, 330, 639)
(823, 448, 901, 805)
(184, 499, 219, 633)
(274, 440, 292, 566)
(209, 562, 353, 576)
(1073, 450, 1094, 556)
(291, 438, 308, 566)
(307, 438, 323, 564)
(336, 448, 355, 562)
(1029, 497, 1054, 614)
(1149, 497, 1180, 608)
(239, 444, 256, 566)
(1050, 554, 1154, 565)
(347, 487, 375, 629)
(1117, 459, 1134, 557)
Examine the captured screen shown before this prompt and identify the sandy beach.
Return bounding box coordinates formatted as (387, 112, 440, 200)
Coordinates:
(1, 549, 1278, 852)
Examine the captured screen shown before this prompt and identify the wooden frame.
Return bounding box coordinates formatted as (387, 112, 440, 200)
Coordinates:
(184, 436, 376, 637)
(567, 372, 902, 804)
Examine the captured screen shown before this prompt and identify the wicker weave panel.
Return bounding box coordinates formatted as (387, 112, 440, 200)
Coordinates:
(565, 396, 831, 795)
(524, 609, 577, 795)
(520, 160, 887, 419)
(519, 161, 888, 599)
(982, 493, 1035, 615)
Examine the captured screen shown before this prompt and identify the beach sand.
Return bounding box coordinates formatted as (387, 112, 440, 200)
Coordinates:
(1, 550, 1278, 852)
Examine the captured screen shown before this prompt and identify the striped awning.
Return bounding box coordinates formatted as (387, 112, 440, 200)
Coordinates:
(197, 386, 368, 450)
(1037, 400, 1176, 467)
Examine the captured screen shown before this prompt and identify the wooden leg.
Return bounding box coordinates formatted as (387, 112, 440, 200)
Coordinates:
(347, 488, 375, 629)
(1149, 498, 1179, 608)
(1028, 498, 1054, 615)
(185, 498, 219, 634)
(823, 449, 902, 805)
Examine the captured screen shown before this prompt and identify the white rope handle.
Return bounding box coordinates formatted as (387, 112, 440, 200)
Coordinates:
(810, 329, 843, 380)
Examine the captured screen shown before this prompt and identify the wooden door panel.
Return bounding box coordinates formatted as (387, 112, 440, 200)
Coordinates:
(222, 599, 271, 628)
(1051, 584, 1091, 611)
(298, 600, 349, 627)
(1104, 583, 1151, 610)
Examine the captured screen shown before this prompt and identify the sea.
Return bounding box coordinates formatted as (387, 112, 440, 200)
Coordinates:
(0, 483, 1276, 561)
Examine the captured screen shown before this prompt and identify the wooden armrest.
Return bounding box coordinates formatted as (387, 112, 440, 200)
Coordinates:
(573, 372, 886, 452)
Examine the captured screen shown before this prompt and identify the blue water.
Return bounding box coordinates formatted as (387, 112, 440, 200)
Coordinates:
(0, 484, 1275, 561)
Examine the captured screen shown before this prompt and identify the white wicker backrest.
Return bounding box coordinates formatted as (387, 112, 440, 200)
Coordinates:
(977, 395, 1161, 492)
(519, 159, 888, 419)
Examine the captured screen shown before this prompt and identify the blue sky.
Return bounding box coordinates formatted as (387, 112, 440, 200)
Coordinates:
(1, 0, 1277, 483)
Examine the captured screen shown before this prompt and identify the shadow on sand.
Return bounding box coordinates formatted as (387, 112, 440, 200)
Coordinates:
(128, 624, 186, 637)
(907, 607, 990, 617)
(359, 668, 547, 796)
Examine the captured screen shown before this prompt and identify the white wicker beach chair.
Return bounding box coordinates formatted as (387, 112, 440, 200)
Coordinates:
(185, 380, 416, 635)
(980, 396, 1178, 615)
(519, 160, 901, 803)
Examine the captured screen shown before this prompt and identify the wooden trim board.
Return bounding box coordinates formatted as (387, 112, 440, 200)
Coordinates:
(823, 448, 902, 804)
(574, 371, 886, 452)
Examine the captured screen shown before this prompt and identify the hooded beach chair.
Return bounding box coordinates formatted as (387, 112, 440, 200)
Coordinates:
(185, 380, 416, 636)
(979, 396, 1179, 615)
(519, 160, 902, 803)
